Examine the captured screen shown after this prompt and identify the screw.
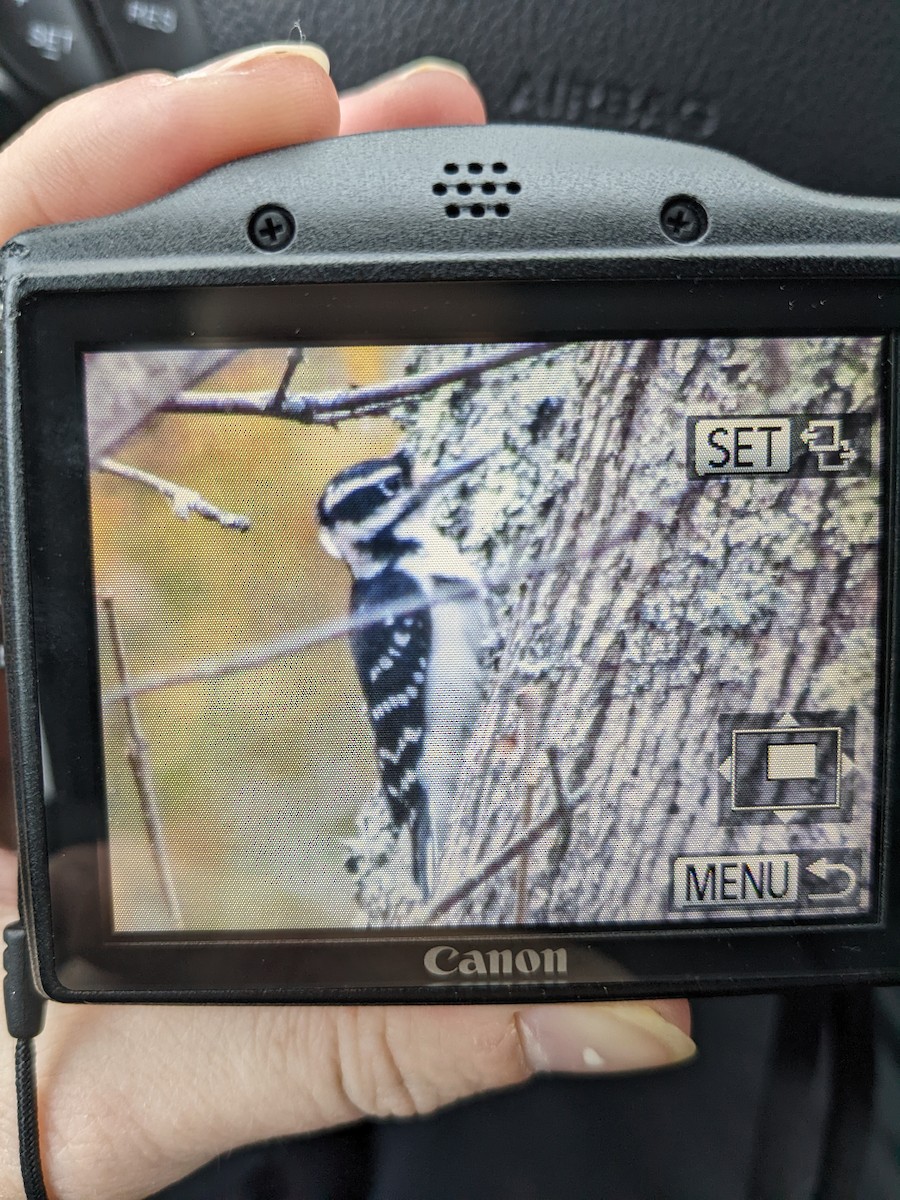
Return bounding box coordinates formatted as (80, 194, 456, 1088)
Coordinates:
(659, 195, 708, 243)
(248, 205, 296, 251)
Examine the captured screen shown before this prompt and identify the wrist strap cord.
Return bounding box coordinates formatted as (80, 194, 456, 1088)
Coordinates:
(14, 1036, 48, 1200)
(4, 922, 49, 1200)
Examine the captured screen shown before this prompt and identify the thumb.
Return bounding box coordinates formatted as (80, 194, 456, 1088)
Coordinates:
(220, 1000, 696, 1126)
(32, 998, 694, 1199)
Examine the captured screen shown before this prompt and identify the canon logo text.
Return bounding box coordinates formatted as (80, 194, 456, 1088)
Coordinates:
(424, 945, 568, 979)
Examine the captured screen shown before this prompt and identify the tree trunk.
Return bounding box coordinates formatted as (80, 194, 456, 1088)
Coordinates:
(356, 337, 881, 927)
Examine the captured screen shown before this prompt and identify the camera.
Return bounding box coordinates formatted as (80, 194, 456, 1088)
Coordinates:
(3, 124, 899, 1003)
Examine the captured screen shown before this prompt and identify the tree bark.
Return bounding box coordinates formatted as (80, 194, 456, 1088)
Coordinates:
(356, 337, 881, 927)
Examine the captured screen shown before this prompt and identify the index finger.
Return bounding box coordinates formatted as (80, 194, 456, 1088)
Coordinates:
(0, 45, 486, 246)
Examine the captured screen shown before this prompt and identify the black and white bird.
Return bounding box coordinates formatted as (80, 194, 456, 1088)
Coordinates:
(317, 447, 490, 899)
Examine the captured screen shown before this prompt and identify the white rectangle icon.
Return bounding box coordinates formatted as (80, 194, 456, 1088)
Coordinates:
(767, 742, 816, 780)
(693, 418, 791, 476)
(673, 855, 799, 908)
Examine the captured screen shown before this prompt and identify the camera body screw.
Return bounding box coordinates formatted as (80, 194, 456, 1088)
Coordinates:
(660, 195, 708, 243)
(248, 205, 296, 251)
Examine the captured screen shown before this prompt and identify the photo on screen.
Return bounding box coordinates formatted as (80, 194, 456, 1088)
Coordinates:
(85, 336, 884, 932)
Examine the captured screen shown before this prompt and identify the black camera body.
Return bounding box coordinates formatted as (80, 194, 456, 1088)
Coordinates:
(3, 125, 900, 1004)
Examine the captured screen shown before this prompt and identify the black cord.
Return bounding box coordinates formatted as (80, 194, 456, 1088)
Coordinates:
(4, 921, 49, 1200)
(14, 1037, 49, 1200)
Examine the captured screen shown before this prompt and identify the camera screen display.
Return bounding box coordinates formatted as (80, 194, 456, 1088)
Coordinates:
(85, 336, 885, 933)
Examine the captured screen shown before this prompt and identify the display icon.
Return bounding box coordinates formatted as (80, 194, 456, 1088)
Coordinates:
(691, 417, 792, 476)
(672, 854, 799, 909)
(800, 849, 862, 905)
(799, 418, 857, 473)
(718, 711, 855, 826)
(688, 413, 872, 479)
(669, 849, 864, 911)
(767, 741, 817, 781)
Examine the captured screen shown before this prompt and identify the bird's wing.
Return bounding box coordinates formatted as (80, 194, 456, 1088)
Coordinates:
(349, 570, 432, 830)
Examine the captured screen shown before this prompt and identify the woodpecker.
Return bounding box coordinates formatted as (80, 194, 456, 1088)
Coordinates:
(317, 447, 490, 899)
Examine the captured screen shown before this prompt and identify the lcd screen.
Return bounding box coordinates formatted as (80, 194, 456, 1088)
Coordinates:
(84, 337, 885, 932)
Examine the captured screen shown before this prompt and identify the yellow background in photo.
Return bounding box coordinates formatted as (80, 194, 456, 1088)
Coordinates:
(92, 347, 407, 930)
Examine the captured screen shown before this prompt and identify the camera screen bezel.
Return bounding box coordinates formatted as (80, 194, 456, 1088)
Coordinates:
(8, 276, 900, 1002)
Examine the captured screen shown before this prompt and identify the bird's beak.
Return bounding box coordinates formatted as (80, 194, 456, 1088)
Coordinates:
(318, 527, 342, 559)
(408, 451, 492, 508)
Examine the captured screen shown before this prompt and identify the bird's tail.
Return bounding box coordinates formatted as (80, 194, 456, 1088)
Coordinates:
(409, 805, 435, 901)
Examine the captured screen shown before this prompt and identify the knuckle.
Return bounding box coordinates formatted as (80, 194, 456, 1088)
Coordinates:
(334, 1008, 419, 1119)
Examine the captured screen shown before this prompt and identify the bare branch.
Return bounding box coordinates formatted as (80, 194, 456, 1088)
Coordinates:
(99, 512, 690, 705)
(272, 348, 304, 412)
(514, 686, 541, 923)
(546, 745, 575, 868)
(102, 594, 439, 705)
(99, 457, 251, 531)
(103, 596, 184, 929)
(158, 343, 564, 424)
(426, 757, 585, 921)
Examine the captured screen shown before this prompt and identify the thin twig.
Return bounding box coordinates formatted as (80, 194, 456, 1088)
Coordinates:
(102, 605, 393, 704)
(102, 596, 184, 929)
(271, 348, 304, 412)
(158, 343, 564, 424)
(546, 745, 574, 867)
(427, 765, 584, 921)
(514, 686, 541, 923)
(100, 513, 665, 705)
(99, 458, 251, 531)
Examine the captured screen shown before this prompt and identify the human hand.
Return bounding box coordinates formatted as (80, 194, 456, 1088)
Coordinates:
(0, 46, 694, 1200)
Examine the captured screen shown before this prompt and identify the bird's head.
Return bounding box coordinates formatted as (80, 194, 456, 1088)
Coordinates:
(317, 447, 488, 571)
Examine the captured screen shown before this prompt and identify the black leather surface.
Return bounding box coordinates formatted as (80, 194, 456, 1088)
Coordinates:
(194, 0, 900, 198)
(1, 1, 896, 196)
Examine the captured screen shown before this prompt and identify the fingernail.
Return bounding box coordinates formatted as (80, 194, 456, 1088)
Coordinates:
(182, 42, 331, 78)
(364, 57, 473, 88)
(519, 1003, 696, 1075)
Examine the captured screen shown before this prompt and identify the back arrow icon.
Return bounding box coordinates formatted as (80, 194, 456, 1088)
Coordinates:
(806, 857, 857, 900)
